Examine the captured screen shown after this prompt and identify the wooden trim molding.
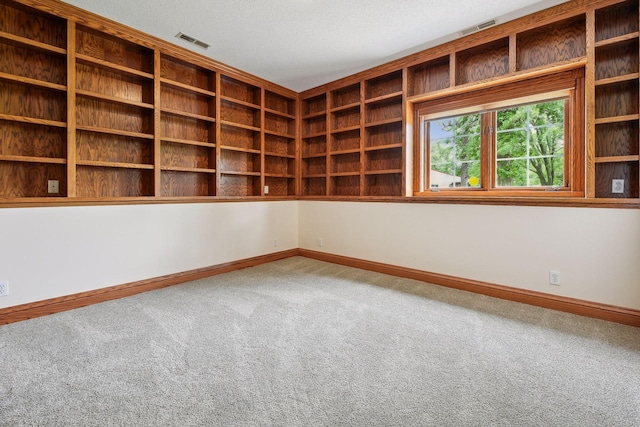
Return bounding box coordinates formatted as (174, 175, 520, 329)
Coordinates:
(298, 249, 640, 327)
(0, 249, 297, 325)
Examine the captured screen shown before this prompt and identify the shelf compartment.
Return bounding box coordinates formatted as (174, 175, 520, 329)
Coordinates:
(265, 175, 295, 196)
(330, 175, 360, 196)
(265, 90, 295, 116)
(76, 54, 153, 80)
(330, 83, 361, 109)
(265, 134, 295, 157)
(218, 174, 261, 197)
(220, 124, 260, 151)
(457, 38, 509, 85)
(0, 80, 66, 122)
(76, 26, 153, 77)
(161, 114, 214, 145)
(331, 152, 360, 174)
(0, 43, 66, 86)
(594, 121, 639, 158)
(302, 135, 327, 158)
(595, 80, 639, 119)
(76, 97, 153, 137)
(0, 161, 66, 198)
(0, 71, 66, 92)
(331, 129, 360, 152)
(303, 156, 326, 176)
(265, 155, 295, 176)
(303, 176, 326, 196)
(302, 114, 326, 136)
(160, 170, 216, 197)
(408, 56, 450, 97)
(365, 70, 403, 100)
(221, 98, 260, 128)
(161, 84, 215, 120)
(302, 94, 327, 117)
(77, 89, 153, 110)
(365, 96, 402, 125)
(365, 121, 403, 150)
(265, 111, 295, 137)
(161, 141, 215, 171)
(331, 105, 360, 131)
(595, 39, 639, 81)
(76, 165, 154, 197)
(160, 54, 215, 95)
(220, 149, 261, 174)
(220, 75, 260, 107)
(364, 173, 402, 197)
(516, 15, 586, 71)
(0, 2, 66, 50)
(595, 161, 639, 198)
(76, 131, 153, 166)
(0, 121, 66, 159)
(595, 1, 639, 44)
(365, 148, 402, 172)
(76, 61, 153, 106)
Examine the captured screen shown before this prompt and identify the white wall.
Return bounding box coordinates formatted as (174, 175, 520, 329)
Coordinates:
(298, 201, 640, 310)
(0, 201, 298, 309)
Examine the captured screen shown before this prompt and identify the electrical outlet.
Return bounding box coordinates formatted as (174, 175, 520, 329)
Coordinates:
(47, 180, 59, 194)
(272, 238, 278, 247)
(317, 237, 323, 247)
(612, 179, 624, 194)
(0, 281, 8, 297)
(549, 271, 561, 286)
(264, 185, 269, 195)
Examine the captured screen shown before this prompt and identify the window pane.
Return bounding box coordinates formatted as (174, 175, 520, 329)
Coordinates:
(429, 114, 481, 188)
(496, 100, 565, 187)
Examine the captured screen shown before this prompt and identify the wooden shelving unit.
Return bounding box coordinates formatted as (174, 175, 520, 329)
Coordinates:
(592, 0, 640, 198)
(264, 90, 296, 196)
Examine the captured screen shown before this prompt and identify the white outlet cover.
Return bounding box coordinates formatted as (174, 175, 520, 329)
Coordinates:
(0, 281, 8, 296)
(549, 271, 561, 286)
(612, 179, 624, 194)
(264, 185, 269, 194)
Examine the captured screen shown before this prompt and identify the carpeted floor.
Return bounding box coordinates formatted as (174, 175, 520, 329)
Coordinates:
(1, 256, 639, 426)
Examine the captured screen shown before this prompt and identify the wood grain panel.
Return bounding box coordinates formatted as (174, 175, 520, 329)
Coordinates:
(331, 175, 360, 196)
(365, 173, 402, 196)
(302, 115, 326, 136)
(0, 42, 66, 84)
(517, 16, 586, 71)
(330, 83, 360, 109)
(365, 70, 402, 99)
(0, 121, 65, 158)
(160, 54, 213, 91)
(160, 170, 214, 197)
(162, 141, 214, 169)
(595, 80, 639, 118)
(302, 157, 326, 175)
(265, 134, 294, 156)
(0, 81, 66, 121)
(595, 41, 639, 80)
(220, 149, 260, 173)
(218, 174, 260, 196)
(407, 56, 450, 97)
(457, 38, 509, 85)
(265, 90, 295, 115)
(161, 114, 212, 143)
(161, 84, 212, 117)
(365, 98, 402, 124)
(331, 152, 360, 174)
(220, 99, 260, 127)
(595, 161, 639, 197)
(76, 165, 153, 197)
(0, 161, 66, 197)
(302, 136, 327, 157)
(76, 130, 152, 164)
(265, 155, 294, 176)
(220, 75, 260, 105)
(595, 121, 639, 157)
(302, 94, 326, 116)
(595, 0, 639, 42)
(0, 1, 66, 48)
(265, 112, 294, 136)
(264, 176, 294, 196)
(331, 106, 360, 130)
(76, 97, 152, 133)
(365, 148, 402, 171)
(77, 63, 152, 103)
(302, 177, 326, 196)
(365, 122, 402, 147)
(220, 124, 260, 151)
(331, 129, 360, 152)
(76, 25, 152, 73)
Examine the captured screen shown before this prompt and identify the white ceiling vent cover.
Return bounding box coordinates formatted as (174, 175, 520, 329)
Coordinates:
(175, 32, 210, 49)
(460, 19, 497, 36)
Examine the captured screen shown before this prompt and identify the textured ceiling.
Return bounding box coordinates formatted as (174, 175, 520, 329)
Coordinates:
(61, 0, 569, 92)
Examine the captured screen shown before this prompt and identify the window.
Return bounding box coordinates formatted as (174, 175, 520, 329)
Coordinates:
(415, 69, 584, 197)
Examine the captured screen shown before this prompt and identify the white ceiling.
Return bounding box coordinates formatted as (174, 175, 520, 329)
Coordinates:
(62, 0, 569, 92)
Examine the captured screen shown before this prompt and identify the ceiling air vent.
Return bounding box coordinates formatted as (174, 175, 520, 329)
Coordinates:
(175, 32, 210, 49)
(460, 19, 497, 36)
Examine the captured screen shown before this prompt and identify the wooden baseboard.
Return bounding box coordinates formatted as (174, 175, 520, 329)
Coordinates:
(298, 249, 640, 328)
(0, 249, 298, 326)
